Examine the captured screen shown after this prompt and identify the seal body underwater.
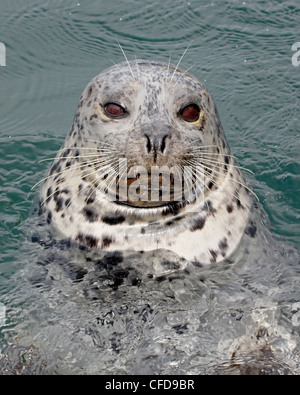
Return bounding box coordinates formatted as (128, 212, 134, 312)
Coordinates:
(39, 60, 256, 265)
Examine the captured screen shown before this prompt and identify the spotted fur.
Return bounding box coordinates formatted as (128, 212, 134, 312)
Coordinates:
(39, 60, 254, 265)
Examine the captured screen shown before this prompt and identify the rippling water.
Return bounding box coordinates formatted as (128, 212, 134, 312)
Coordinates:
(0, 0, 299, 375)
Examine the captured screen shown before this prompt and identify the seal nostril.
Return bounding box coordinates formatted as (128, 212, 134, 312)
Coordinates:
(161, 135, 168, 154)
(145, 134, 151, 154)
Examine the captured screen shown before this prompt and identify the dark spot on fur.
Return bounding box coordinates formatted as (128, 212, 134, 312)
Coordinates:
(46, 187, 52, 200)
(219, 237, 229, 257)
(62, 148, 71, 158)
(245, 221, 257, 238)
(76, 233, 98, 248)
(49, 161, 60, 176)
(192, 261, 204, 268)
(54, 197, 64, 212)
(85, 195, 95, 204)
(227, 204, 233, 213)
(102, 215, 126, 225)
(47, 211, 52, 224)
(90, 114, 98, 120)
(236, 197, 245, 210)
(101, 235, 115, 249)
(209, 249, 219, 263)
(82, 206, 99, 223)
(219, 237, 228, 250)
(86, 86, 93, 99)
(204, 200, 216, 214)
(190, 216, 206, 232)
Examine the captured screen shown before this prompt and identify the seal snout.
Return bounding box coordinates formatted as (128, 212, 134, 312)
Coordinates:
(143, 132, 171, 160)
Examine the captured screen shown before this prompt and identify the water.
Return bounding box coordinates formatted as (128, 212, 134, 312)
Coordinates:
(0, 0, 299, 375)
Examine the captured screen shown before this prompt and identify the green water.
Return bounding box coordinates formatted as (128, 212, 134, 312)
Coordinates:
(0, 0, 299, 374)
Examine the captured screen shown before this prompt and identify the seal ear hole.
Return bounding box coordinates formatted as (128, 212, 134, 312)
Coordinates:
(104, 103, 127, 119)
(179, 104, 201, 123)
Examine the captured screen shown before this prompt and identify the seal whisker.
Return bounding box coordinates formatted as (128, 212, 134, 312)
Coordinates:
(185, 158, 232, 196)
(117, 41, 135, 80)
(134, 55, 141, 79)
(55, 146, 117, 153)
(109, 58, 132, 84)
(38, 146, 120, 163)
(59, 160, 120, 212)
(180, 163, 205, 203)
(86, 139, 116, 146)
(188, 155, 254, 175)
(34, 156, 119, 191)
(165, 51, 173, 82)
(196, 151, 239, 160)
(186, 142, 220, 149)
(173, 64, 194, 88)
(33, 160, 98, 191)
(199, 161, 259, 201)
(38, 154, 102, 163)
(170, 41, 193, 82)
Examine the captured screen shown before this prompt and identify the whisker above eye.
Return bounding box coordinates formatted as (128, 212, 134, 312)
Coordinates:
(170, 41, 193, 83)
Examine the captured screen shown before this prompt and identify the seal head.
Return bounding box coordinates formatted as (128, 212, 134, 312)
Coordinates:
(39, 60, 253, 264)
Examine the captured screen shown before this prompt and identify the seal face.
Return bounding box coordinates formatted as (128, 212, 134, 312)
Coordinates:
(39, 60, 253, 264)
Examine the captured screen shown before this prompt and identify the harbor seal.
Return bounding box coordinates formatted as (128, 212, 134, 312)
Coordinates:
(39, 60, 256, 265)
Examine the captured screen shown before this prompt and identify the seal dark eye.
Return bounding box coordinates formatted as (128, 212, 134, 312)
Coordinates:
(104, 103, 126, 119)
(179, 104, 200, 122)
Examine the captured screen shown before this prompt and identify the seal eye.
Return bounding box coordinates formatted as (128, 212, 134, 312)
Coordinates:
(104, 103, 126, 119)
(179, 104, 200, 122)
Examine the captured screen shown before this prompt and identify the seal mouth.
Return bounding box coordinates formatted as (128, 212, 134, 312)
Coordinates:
(98, 168, 203, 210)
(111, 173, 184, 208)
